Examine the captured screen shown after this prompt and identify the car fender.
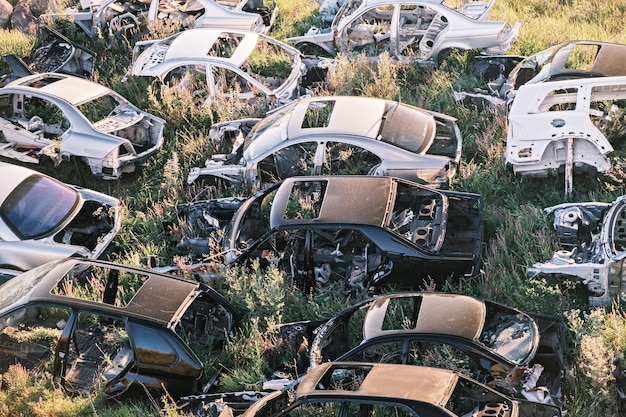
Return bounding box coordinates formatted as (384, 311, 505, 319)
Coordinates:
(60, 129, 128, 160)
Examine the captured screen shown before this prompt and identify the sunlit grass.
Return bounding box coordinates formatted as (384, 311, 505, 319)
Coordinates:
(2, 0, 626, 415)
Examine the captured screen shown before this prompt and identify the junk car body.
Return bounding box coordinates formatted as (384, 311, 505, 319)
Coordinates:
(130, 29, 330, 110)
(0, 258, 240, 397)
(299, 292, 565, 405)
(170, 176, 483, 292)
(40, 0, 276, 37)
(0, 73, 165, 180)
(286, 0, 520, 64)
(187, 96, 462, 188)
(528, 197, 626, 306)
(314, 0, 502, 23)
(455, 40, 626, 108)
(40, 0, 146, 37)
(229, 362, 562, 417)
(1, 26, 95, 86)
(0, 162, 120, 275)
(506, 75, 626, 192)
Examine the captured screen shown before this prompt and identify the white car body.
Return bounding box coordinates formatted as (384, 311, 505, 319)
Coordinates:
(528, 198, 626, 306)
(506, 76, 626, 191)
(131, 29, 330, 108)
(287, 0, 520, 64)
(0, 162, 121, 273)
(41, 0, 276, 36)
(0, 73, 165, 180)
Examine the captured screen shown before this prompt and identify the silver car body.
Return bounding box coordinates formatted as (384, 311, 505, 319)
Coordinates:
(0, 162, 121, 272)
(41, 0, 275, 36)
(131, 28, 323, 108)
(40, 0, 145, 37)
(528, 197, 626, 306)
(187, 95, 462, 188)
(506, 76, 626, 192)
(0, 73, 165, 180)
(149, 0, 277, 34)
(287, 0, 520, 64)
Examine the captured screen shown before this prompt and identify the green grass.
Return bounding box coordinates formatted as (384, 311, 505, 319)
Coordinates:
(2, 0, 626, 415)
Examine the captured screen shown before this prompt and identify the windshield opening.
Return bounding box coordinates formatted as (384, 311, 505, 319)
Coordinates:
(0, 175, 79, 239)
(0, 261, 62, 308)
(334, 0, 364, 26)
(77, 94, 120, 126)
(512, 44, 560, 88)
(388, 182, 444, 252)
(244, 102, 298, 158)
(478, 303, 536, 364)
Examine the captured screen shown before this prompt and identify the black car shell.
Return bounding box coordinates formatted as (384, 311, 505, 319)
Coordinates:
(0, 258, 240, 398)
(223, 176, 483, 292)
(236, 362, 561, 417)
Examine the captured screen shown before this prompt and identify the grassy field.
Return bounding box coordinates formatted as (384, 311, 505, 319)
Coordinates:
(2, 0, 626, 415)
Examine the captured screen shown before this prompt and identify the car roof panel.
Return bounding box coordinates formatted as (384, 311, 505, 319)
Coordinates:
(12, 73, 110, 105)
(270, 176, 393, 228)
(298, 362, 457, 406)
(27, 260, 198, 325)
(164, 29, 259, 68)
(363, 293, 486, 340)
(287, 96, 386, 139)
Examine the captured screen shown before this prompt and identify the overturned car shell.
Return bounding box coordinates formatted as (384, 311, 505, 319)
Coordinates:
(506, 76, 626, 192)
(0, 73, 165, 179)
(187, 96, 462, 189)
(528, 197, 626, 306)
(286, 0, 519, 64)
(0, 162, 121, 272)
(1, 25, 95, 85)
